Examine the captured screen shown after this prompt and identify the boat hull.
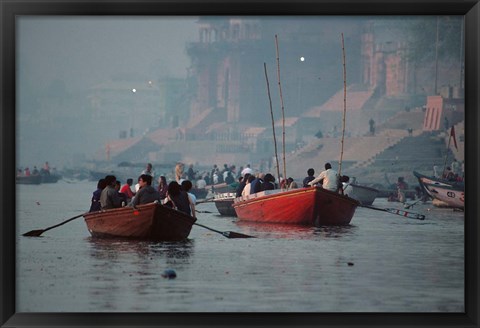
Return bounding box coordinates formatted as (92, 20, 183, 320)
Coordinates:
(41, 174, 61, 183)
(233, 187, 358, 226)
(343, 184, 378, 206)
(16, 175, 42, 185)
(423, 182, 464, 209)
(83, 203, 196, 241)
(213, 192, 237, 216)
(413, 171, 463, 198)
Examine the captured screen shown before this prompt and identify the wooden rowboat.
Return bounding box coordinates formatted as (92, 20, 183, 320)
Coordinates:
(423, 182, 464, 209)
(232, 187, 359, 226)
(413, 171, 464, 198)
(83, 203, 196, 241)
(213, 192, 237, 216)
(343, 183, 379, 206)
(16, 175, 42, 185)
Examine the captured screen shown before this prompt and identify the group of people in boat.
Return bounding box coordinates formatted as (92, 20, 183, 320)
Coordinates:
(89, 163, 197, 219)
(233, 162, 347, 198)
(16, 161, 55, 177)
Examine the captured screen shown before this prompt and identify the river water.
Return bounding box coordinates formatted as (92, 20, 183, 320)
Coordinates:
(16, 180, 464, 312)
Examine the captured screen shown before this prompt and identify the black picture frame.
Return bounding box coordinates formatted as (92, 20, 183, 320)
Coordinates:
(1, 1, 478, 327)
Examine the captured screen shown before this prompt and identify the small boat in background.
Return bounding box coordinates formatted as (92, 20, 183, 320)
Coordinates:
(233, 187, 358, 226)
(423, 182, 464, 210)
(83, 203, 196, 241)
(208, 182, 235, 194)
(413, 171, 464, 208)
(40, 174, 61, 183)
(190, 187, 209, 200)
(213, 192, 237, 216)
(413, 171, 463, 195)
(343, 182, 379, 206)
(16, 175, 42, 185)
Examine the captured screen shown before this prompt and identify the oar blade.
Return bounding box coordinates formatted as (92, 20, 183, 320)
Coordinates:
(385, 208, 425, 220)
(22, 229, 46, 237)
(223, 231, 255, 239)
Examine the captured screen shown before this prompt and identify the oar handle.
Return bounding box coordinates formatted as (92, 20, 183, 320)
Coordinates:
(42, 213, 86, 232)
(361, 205, 425, 220)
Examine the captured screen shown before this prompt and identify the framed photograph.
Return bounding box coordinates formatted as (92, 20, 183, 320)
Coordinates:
(2, 0, 478, 327)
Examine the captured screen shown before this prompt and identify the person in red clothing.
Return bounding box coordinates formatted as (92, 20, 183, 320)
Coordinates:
(120, 178, 136, 203)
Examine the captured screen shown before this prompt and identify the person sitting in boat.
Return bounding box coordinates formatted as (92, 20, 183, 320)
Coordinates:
(157, 176, 168, 201)
(120, 178, 136, 203)
(43, 161, 50, 175)
(24, 167, 31, 176)
(261, 173, 276, 191)
(241, 174, 256, 197)
(32, 166, 39, 175)
(224, 170, 235, 184)
(443, 167, 456, 181)
(129, 174, 161, 207)
(308, 163, 339, 192)
(302, 168, 315, 187)
(286, 177, 298, 190)
(250, 173, 265, 194)
(115, 180, 128, 206)
(181, 180, 197, 205)
(164, 181, 195, 218)
(89, 178, 107, 212)
(236, 173, 251, 197)
(141, 163, 155, 186)
(100, 175, 122, 210)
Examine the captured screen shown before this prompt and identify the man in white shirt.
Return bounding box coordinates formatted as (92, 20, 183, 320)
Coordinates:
(308, 162, 339, 192)
(241, 164, 253, 176)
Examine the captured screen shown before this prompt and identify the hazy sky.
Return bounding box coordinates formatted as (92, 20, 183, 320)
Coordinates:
(17, 16, 198, 92)
(16, 16, 199, 167)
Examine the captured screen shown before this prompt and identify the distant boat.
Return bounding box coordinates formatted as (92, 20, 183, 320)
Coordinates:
(16, 175, 42, 185)
(413, 171, 464, 197)
(233, 187, 358, 226)
(343, 183, 379, 206)
(213, 192, 237, 216)
(208, 182, 235, 194)
(40, 174, 61, 183)
(83, 203, 196, 241)
(423, 182, 464, 209)
(190, 187, 209, 200)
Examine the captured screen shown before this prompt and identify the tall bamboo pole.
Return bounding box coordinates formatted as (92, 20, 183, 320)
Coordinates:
(264, 62, 281, 183)
(338, 33, 347, 177)
(275, 35, 287, 186)
(434, 16, 440, 95)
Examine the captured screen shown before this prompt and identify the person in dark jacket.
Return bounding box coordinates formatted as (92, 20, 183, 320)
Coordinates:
(261, 173, 276, 191)
(129, 174, 160, 207)
(250, 173, 265, 194)
(303, 168, 315, 187)
(100, 175, 122, 210)
(89, 178, 107, 212)
(164, 181, 195, 218)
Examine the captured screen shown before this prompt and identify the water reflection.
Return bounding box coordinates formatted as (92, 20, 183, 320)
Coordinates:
(235, 220, 356, 240)
(313, 224, 357, 238)
(85, 237, 196, 311)
(86, 237, 195, 262)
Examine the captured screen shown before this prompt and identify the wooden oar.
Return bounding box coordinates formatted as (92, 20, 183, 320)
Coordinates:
(196, 198, 215, 205)
(22, 212, 88, 237)
(195, 209, 215, 214)
(360, 205, 425, 220)
(404, 199, 423, 209)
(193, 222, 255, 238)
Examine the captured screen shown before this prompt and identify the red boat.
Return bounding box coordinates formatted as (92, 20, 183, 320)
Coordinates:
(233, 187, 359, 226)
(83, 203, 196, 241)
